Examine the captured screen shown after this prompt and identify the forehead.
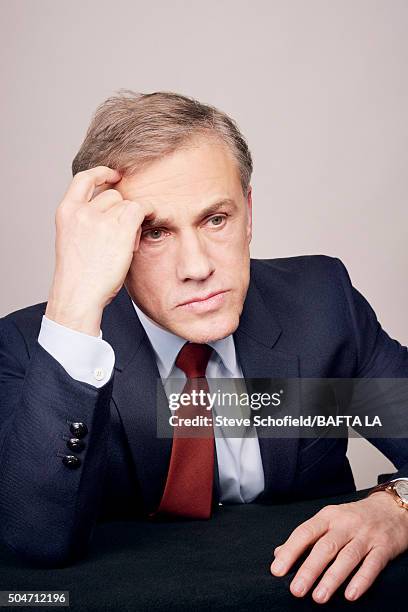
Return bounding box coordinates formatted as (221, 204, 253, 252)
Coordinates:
(117, 136, 242, 211)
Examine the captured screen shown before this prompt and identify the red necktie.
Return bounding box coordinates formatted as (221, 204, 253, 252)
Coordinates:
(153, 342, 215, 519)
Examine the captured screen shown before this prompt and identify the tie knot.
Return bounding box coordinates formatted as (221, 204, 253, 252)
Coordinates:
(175, 342, 214, 378)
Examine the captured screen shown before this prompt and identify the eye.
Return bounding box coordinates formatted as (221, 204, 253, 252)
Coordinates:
(143, 228, 165, 241)
(207, 214, 226, 227)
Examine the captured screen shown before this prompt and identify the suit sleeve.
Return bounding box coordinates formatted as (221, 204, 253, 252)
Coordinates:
(334, 257, 408, 481)
(0, 316, 114, 567)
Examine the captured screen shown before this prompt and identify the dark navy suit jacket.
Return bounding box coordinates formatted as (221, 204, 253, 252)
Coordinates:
(1, 255, 408, 566)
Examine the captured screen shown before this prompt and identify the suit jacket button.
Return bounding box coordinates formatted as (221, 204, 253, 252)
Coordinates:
(70, 422, 88, 438)
(67, 438, 85, 452)
(62, 455, 82, 469)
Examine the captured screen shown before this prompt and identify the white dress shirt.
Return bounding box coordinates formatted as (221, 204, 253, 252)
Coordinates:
(38, 304, 265, 503)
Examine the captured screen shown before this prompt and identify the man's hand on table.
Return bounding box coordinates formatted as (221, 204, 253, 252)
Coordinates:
(270, 491, 408, 604)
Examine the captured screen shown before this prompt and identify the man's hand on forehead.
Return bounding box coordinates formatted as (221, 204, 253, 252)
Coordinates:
(45, 166, 154, 336)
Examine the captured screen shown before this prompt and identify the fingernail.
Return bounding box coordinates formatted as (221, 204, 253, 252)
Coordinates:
(292, 578, 306, 596)
(271, 559, 285, 575)
(314, 586, 328, 602)
(346, 587, 358, 600)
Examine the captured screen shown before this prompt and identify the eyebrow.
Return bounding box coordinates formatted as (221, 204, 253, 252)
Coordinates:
(141, 198, 238, 229)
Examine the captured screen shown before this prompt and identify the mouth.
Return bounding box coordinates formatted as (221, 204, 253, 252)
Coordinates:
(177, 290, 229, 313)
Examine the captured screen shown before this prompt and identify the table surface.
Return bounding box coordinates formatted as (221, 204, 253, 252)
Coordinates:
(1, 487, 407, 612)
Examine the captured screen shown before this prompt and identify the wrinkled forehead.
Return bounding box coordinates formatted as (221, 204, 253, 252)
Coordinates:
(116, 137, 243, 215)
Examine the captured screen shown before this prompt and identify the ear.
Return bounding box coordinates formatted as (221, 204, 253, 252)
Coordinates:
(246, 186, 253, 243)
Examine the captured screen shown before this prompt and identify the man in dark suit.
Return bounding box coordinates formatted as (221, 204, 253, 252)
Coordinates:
(1, 91, 408, 604)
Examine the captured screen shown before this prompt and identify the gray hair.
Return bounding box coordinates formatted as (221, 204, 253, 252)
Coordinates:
(72, 90, 253, 195)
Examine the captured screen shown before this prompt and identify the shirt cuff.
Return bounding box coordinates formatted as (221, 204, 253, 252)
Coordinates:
(38, 315, 115, 388)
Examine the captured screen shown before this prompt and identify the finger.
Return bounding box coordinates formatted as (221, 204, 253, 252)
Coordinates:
(271, 514, 329, 576)
(92, 182, 121, 199)
(311, 536, 370, 604)
(343, 546, 389, 602)
(111, 200, 152, 253)
(109, 198, 155, 226)
(123, 201, 155, 252)
(289, 529, 350, 598)
(133, 225, 142, 253)
(64, 166, 121, 204)
(90, 188, 123, 212)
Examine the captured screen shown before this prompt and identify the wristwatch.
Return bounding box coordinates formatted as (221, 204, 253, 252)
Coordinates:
(367, 477, 408, 510)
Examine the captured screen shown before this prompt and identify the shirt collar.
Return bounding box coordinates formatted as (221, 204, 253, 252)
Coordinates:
(132, 300, 237, 379)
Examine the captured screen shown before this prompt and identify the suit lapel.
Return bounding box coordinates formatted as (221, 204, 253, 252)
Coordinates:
(233, 271, 301, 500)
(101, 288, 172, 513)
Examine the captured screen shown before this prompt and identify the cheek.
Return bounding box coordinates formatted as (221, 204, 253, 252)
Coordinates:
(209, 218, 249, 247)
(133, 243, 174, 274)
(128, 252, 172, 300)
(210, 224, 250, 263)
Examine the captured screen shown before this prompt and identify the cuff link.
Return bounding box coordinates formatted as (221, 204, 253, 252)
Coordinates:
(93, 367, 105, 381)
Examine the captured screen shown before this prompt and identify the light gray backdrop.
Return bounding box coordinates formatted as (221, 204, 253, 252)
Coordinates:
(1, 0, 407, 488)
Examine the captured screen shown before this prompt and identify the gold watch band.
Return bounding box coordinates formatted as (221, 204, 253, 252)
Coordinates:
(367, 480, 408, 510)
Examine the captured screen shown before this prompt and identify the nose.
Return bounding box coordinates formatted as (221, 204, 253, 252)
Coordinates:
(176, 230, 215, 282)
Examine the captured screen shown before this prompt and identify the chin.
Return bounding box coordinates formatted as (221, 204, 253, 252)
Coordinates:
(180, 312, 240, 344)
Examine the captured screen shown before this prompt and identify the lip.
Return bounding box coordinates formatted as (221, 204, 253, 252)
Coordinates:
(177, 290, 229, 312)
